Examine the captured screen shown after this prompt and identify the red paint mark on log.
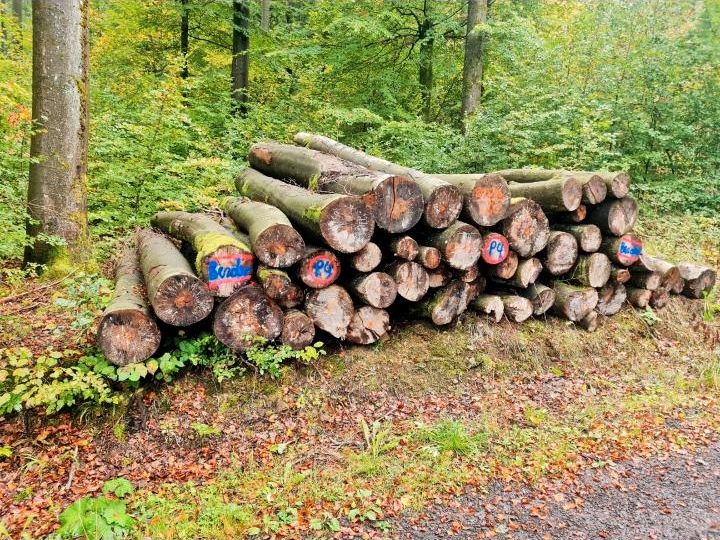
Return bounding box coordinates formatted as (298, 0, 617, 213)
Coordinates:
(616, 235, 643, 266)
(301, 253, 340, 288)
(482, 233, 509, 265)
(206, 252, 254, 292)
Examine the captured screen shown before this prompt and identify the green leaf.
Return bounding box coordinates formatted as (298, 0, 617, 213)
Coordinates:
(102, 477, 134, 498)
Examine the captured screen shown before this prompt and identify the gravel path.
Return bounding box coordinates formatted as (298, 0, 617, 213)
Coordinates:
(396, 444, 720, 539)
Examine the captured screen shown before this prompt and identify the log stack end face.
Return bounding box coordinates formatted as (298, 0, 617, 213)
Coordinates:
(299, 250, 341, 288)
(502, 199, 550, 257)
(468, 174, 511, 226)
(373, 175, 424, 233)
(481, 233, 509, 265)
(213, 284, 284, 350)
(444, 224, 483, 270)
(200, 242, 254, 297)
(615, 234, 643, 266)
(97, 310, 161, 366)
(425, 184, 463, 229)
(255, 224, 305, 268)
(318, 197, 375, 253)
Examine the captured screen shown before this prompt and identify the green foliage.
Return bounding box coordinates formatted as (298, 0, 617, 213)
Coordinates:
(245, 339, 326, 378)
(190, 422, 221, 438)
(360, 418, 399, 458)
(416, 420, 489, 457)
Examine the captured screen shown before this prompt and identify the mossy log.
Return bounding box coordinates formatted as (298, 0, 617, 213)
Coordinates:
(386, 261, 429, 301)
(499, 198, 550, 257)
(346, 306, 391, 344)
(137, 229, 214, 326)
(585, 197, 638, 236)
(596, 282, 627, 316)
(634, 255, 684, 294)
(422, 221, 483, 270)
(601, 234, 643, 266)
(520, 283, 555, 316)
(280, 309, 316, 350)
(627, 287, 652, 308)
(570, 253, 612, 288)
(551, 282, 598, 322)
(389, 235, 419, 261)
(417, 246, 442, 269)
(427, 263, 453, 288)
(497, 294, 533, 323)
(97, 244, 161, 366)
(294, 132, 462, 228)
(494, 168, 630, 198)
(489, 250, 519, 280)
(256, 266, 304, 309)
(297, 247, 341, 289)
(542, 231, 578, 276)
(432, 173, 511, 226)
(470, 294, 505, 322)
(480, 232, 510, 265)
(409, 281, 470, 325)
(551, 224, 602, 253)
(151, 211, 254, 297)
(349, 242, 382, 273)
(213, 283, 284, 350)
(677, 263, 717, 299)
(248, 142, 423, 233)
(305, 285, 355, 339)
(349, 272, 397, 309)
(508, 178, 582, 212)
(236, 168, 374, 253)
(579, 310, 599, 332)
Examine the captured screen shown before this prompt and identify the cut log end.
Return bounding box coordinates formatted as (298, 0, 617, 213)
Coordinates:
(428, 281, 469, 325)
(443, 223, 483, 270)
(650, 287, 671, 309)
(552, 282, 598, 322)
(572, 253, 612, 288)
(389, 261, 430, 301)
(305, 285, 355, 339)
(605, 234, 643, 266)
(427, 264, 453, 288)
(425, 184, 463, 229)
(350, 272, 398, 309)
(579, 310, 599, 332)
(609, 172, 631, 198)
(471, 294, 505, 323)
(513, 257, 543, 288)
(523, 283, 555, 316)
(213, 284, 284, 350)
(97, 310, 161, 366)
(153, 273, 214, 326)
(678, 263, 717, 299)
(468, 174, 511, 226)
(280, 310, 316, 350)
(582, 176, 608, 205)
(543, 231, 579, 276)
(491, 250, 519, 280)
(390, 235, 419, 261)
(417, 246, 442, 269)
(254, 224, 305, 268)
(200, 245, 254, 297)
(502, 199, 550, 257)
(350, 242, 382, 272)
(596, 282, 627, 316)
(373, 175, 424, 233)
(627, 287, 652, 308)
(500, 295, 533, 323)
(258, 268, 304, 309)
(570, 204, 587, 223)
(298, 249, 341, 289)
(481, 233, 510, 265)
(347, 306, 391, 344)
(319, 197, 374, 253)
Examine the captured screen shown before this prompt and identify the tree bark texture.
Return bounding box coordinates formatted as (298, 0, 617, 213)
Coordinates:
(677, 263, 716, 299)
(410, 280, 469, 325)
(634, 255, 684, 294)
(231, 0, 250, 115)
(460, 0, 487, 126)
(508, 178, 582, 212)
(520, 283, 555, 316)
(585, 197, 638, 236)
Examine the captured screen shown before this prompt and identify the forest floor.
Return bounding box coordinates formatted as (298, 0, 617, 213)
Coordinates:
(1, 213, 719, 540)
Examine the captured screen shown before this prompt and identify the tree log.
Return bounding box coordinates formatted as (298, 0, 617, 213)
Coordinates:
(386, 261, 430, 301)
(236, 168, 374, 253)
(596, 282, 627, 316)
(423, 221, 483, 270)
(489, 250, 519, 280)
(520, 283, 555, 316)
(570, 253, 612, 288)
(494, 169, 630, 198)
(551, 282, 598, 322)
(417, 246, 442, 269)
(297, 247, 341, 289)
(480, 232, 510, 265)
(505, 257, 543, 288)
(551, 224, 602, 253)
(349, 242, 382, 272)
(432, 173, 511, 226)
(498, 294, 533, 323)
(677, 263, 717, 299)
(280, 310, 316, 350)
(470, 294, 504, 322)
(465, 276, 487, 303)
(508, 178, 582, 212)
(579, 310, 599, 332)
(574, 174, 608, 205)
(634, 255, 684, 294)
(389, 235, 419, 261)
(627, 287, 652, 308)
(97, 245, 161, 366)
(601, 234, 643, 266)
(650, 287, 671, 309)
(500, 198, 550, 257)
(137, 229, 214, 326)
(542, 231, 578, 276)
(248, 142, 423, 233)
(349, 272, 398, 309)
(151, 211, 254, 297)
(593, 171, 631, 198)
(222, 197, 305, 267)
(346, 306, 391, 344)
(256, 266, 304, 309)
(427, 264, 453, 288)
(611, 267, 631, 284)
(305, 285, 355, 339)
(585, 197, 638, 236)
(628, 270, 662, 291)
(409, 280, 469, 325)
(458, 265, 480, 283)
(213, 283, 284, 350)
(294, 132, 463, 228)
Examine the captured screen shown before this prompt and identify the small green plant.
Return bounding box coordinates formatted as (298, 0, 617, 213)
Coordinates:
(417, 420, 488, 457)
(638, 306, 661, 326)
(699, 354, 720, 390)
(190, 422, 221, 438)
(244, 339, 326, 378)
(702, 288, 719, 322)
(360, 418, 398, 458)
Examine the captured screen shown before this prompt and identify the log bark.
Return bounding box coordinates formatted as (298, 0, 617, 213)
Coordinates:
(480, 232, 510, 265)
(570, 253, 611, 288)
(628, 270, 662, 291)
(389, 235, 419, 261)
(551, 224, 602, 253)
(417, 246, 442, 269)
(256, 266, 304, 309)
(410, 281, 469, 325)
(520, 283, 555, 316)
(248, 142, 424, 233)
(508, 178, 582, 212)
(386, 261, 429, 301)
(432, 173, 511, 226)
(542, 231, 578, 276)
(470, 294, 504, 322)
(585, 197, 638, 236)
(151, 211, 254, 297)
(137, 229, 214, 326)
(489, 250, 519, 280)
(579, 310, 599, 332)
(349, 272, 398, 309)
(634, 255, 684, 294)
(346, 306, 391, 344)
(222, 197, 305, 267)
(551, 282, 598, 322)
(305, 285, 355, 339)
(236, 168, 374, 253)
(596, 282, 627, 316)
(495, 169, 630, 198)
(281, 309, 315, 350)
(650, 287, 671, 309)
(601, 234, 643, 266)
(213, 283, 283, 350)
(627, 287, 652, 308)
(500, 198, 550, 257)
(611, 267, 631, 284)
(293, 132, 463, 228)
(296, 247, 341, 289)
(498, 294, 533, 323)
(423, 221, 483, 270)
(677, 263, 717, 299)
(460, 0, 487, 126)
(231, 0, 250, 115)
(349, 242, 382, 272)
(465, 275, 487, 303)
(427, 264, 453, 288)
(97, 245, 161, 366)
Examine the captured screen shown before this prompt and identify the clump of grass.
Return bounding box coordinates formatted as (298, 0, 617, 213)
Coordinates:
(699, 355, 720, 390)
(416, 420, 488, 456)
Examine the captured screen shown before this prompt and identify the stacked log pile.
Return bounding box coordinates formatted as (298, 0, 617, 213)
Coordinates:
(96, 133, 717, 366)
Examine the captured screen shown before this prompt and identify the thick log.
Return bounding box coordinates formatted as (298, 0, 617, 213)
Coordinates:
(423, 221, 483, 270)
(489, 250, 519, 280)
(297, 247, 341, 289)
(585, 197, 638, 236)
(305, 285, 355, 339)
(137, 230, 214, 326)
(601, 234, 643, 266)
(628, 270, 662, 291)
(349, 272, 398, 309)
(386, 261, 429, 301)
(627, 287, 652, 308)
(409, 280, 469, 325)
(677, 263, 716, 299)
(151, 211, 254, 297)
(650, 287, 671, 309)
(596, 282, 627, 316)
(427, 264, 453, 288)
(213, 283, 284, 350)
(280, 310, 316, 350)
(508, 178, 582, 212)
(417, 246, 442, 269)
(520, 283, 555, 316)
(551, 282, 598, 322)
(97, 245, 161, 366)
(432, 173, 511, 226)
(294, 132, 463, 228)
(579, 310, 599, 332)
(570, 253, 612, 288)
(389, 235, 419, 261)
(248, 142, 423, 233)
(470, 294, 504, 322)
(611, 267, 631, 284)
(222, 197, 305, 268)
(458, 265, 480, 283)
(480, 232, 510, 265)
(256, 266, 304, 309)
(507, 257, 543, 288)
(349, 242, 382, 272)
(542, 231, 578, 276)
(236, 168, 374, 253)
(494, 168, 630, 198)
(498, 294, 533, 323)
(346, 306, 391, 344)
(500, 198, 550, 257)
(551, 224, 602, 253)
(594, 171, 631, 198)
(575, 174, 607, 205)
(634, 255, 684, 294)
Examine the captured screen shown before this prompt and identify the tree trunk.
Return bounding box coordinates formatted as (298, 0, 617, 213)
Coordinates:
(25, 0, 89, 269)
(293, 132, 463, 228)
(677, 263, 716, 299)
(346, 306, 390, 344)
(389, 235, 419, 261)
(551, 282, 598, 322)
(97, 244, 161, 366)
(470, 293, 504, 322)
(248, 142, 424, 233)
(611, 267, 631, 284)
(213, 283, 283, 350)
(231, 0, 250, 116)
(520, 283, 555, 316)
(418, 14, 434, 122)
(585, 197, 638, 236)
(493, 257, 542, 288)
(499, 198, 550, 257)
(349, 242, 382, 273)
(256, 266, 303, 309)
(180, 0, 189, 79)
(460, 0, 487, 127)
(551, 224, 602, 253)
(423, 220, 483, 270)
(236, 168, 374, 253)
(12, 0, 22, 24)
(634, 255, 684, 294)
(480, 232, 509, 265)
(627, 287, 652, 308)
(305, 285, 354, 339)
(223, 196, 305, 268)
(508, 178, 582, 212)
(136, 229, 214, 326)
(386, 261, 429, 301)
(349, 272, 397, 309)
(494, 169, 630, 198)
(417, 246, 441, 269)
(260, 0, 271, 31)
(542, 231, 578, 276)
(296, 247, 341, 289)
(601, 234, 643, 266)
(432, 173, 510, 226)
(488, 249, 518, 280)
(574, 173, 607, 205)
(570, 253, 612, 288)
(596, 282, 627, 316)
(151, 211, 254, 297)
(578, 310, 599, 332)
(281, 309, 315, 350)
(497, 294, 533, 323)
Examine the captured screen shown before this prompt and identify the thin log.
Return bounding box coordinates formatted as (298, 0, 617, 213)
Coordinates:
(551, 282, 598, 322)
(248, 142, 423, 233)
(504, 257, 542, 288)
(423, 220, 483, 270)
(627, 287, 652, 308)
(458, 265, 480, 283)
(427, 264, 453, 288)
(628, 270, 662, 291)
(579, 310, 599, 332)
(498, 294, 533, 323)
(594, 171, 631, 198)
(601, 234, 643, 266)
(570, 253, 612, 288)
(494, 168, 630, 198)
(500, 198, 550, 257)
(213, 283, 284, 350)
(480, 232, 510, 265)
(542, 231, 578, 276)
(151, 211, 254, 297)
(349, 272, 398, 309)
(349, 242, 382, 272)
(432, 173, 511, 226)
(236, 168, 374, 253)
(489, 250, 519, 280)
(137, 229, 214, 326)
(470, 294, 504, 323)
(294, 132, 463, 228)
(256, 266, 304, 309)
(417, 246, 442, 269)
(596, 282, 627, 316)
(520, 283, 555, 316)
(551, 224, 602, 253)
(508, 178, 582, 212)
(305, 285, 355, 339)
(677, 263, 717, 299)
(222, 197, 305, 267)
(611, 267, 631, 284)
(585, 197, 638, 236)
(346, 306, 391, 344)
(409, 280, 469, 325)
(389, 235, 419, 261)
(281, 310, 316, 350)
(650, 287, 671, 309)
(634, 255, 684, 294)
(97, 245, 161, 366)
(297, 247, 341, 289)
